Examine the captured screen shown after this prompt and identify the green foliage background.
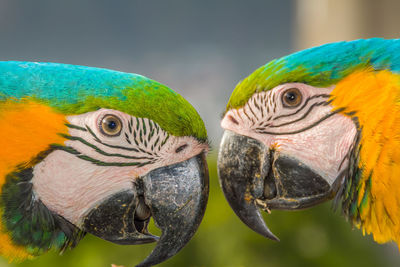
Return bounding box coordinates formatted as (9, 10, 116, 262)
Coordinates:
(3, 154, 399, 267)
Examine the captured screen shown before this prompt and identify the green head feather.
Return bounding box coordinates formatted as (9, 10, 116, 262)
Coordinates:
(0, 61, 207, 141)
(227, 38, 400, 112)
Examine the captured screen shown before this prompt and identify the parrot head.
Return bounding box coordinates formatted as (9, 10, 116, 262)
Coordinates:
(218, 38, 400, 244)
(0, 62, 209, 266)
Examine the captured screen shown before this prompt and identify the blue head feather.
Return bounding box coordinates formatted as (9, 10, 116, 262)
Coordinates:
(0, 61, 207, 140)
(227, 38, 400, 110)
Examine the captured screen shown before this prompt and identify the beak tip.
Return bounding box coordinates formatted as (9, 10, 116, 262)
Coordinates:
(137, 153, 209, 267)
(238, 207, 280, 242)
(218, 130, 280, 242)
(263, 231, 280, 242)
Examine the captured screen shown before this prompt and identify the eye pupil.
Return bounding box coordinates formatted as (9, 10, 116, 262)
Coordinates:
(108, 121, 117, 129)
(286, 92, 296, 102)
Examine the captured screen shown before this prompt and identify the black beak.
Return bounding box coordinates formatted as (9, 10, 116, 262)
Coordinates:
(218, 130, 334, 240)
(82, 153, 209, 267)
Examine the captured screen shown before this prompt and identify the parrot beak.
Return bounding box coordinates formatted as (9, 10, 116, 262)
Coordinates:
(218, 130, 335, 240)
(82, 153, 209, 267)
(137, 152, 209, 267)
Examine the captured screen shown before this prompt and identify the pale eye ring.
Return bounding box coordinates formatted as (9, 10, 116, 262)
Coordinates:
(281, 88, 302, 108)
(99, 114, 122, 137)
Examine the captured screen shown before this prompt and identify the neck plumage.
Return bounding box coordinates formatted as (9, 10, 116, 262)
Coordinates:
(330, 69, 400, 245)
(2, 153, 84, 259)
(0, 100, 81, 261)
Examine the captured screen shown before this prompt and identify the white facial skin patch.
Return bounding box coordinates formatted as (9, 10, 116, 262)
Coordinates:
(221, 83, 357, 185)
(32, 108, 208, 225)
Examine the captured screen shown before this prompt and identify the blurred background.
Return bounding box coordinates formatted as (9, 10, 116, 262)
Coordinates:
(0, 0, 400, 266)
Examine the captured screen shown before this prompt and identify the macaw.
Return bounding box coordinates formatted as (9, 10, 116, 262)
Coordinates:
(0, 61, 209, 267)
(218, 38, 400, 246)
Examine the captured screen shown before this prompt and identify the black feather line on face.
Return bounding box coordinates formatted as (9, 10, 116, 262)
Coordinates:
(255, 108, 345, 135)
(65, 123, 87, 132)
(51, 144, 153, 167)
(272, 94, 330, 120)
(268, 101, 329, 128)
(0, 149, 85, 256)
(60, 134, 154, 160)
(65, 118, 179, 166)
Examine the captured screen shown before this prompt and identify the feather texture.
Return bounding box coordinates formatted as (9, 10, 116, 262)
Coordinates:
(227, 38, 400, 112)
(331, 69, 400, 244)
(0, 100, 68, 260)
(0, 61, 207, 141)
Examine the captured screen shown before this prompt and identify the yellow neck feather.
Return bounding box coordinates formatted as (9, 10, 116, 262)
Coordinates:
(0, 99, 67, 261)
(331, 69, 400, 245)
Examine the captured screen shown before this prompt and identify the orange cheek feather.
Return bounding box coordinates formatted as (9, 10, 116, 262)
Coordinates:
(0, 99, 67, 261)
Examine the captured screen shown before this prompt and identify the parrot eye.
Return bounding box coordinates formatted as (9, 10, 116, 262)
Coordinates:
(99, 114, 122, 136)
(282, 88, 302, 108)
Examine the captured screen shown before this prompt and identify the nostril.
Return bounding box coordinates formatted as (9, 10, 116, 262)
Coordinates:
(228, 115, 239, 125)
(264, 169, 277, 200)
